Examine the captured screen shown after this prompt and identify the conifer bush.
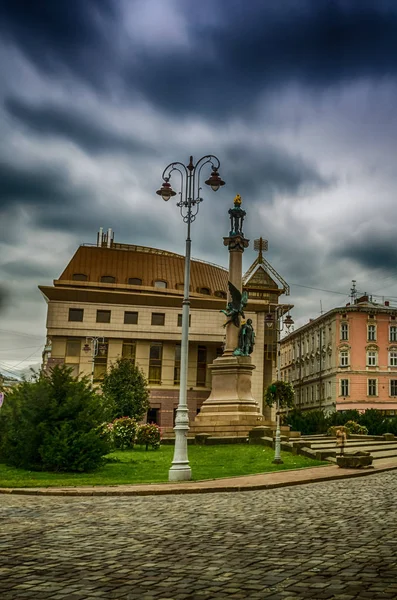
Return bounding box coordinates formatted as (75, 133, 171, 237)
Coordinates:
(0, 366, 110, 472)
(102, 358, 150, 421)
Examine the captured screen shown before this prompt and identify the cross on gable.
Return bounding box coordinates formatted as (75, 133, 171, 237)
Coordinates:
(254, 238, 268, 259)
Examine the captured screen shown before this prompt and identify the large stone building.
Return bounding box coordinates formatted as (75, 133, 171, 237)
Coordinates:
(40, 231, 291, 427)
(280, 296, 397, 414)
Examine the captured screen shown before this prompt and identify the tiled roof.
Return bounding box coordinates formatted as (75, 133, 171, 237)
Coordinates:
(58, 245, 228, 297)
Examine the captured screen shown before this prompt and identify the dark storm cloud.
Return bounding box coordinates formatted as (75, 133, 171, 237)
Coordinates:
(1, 1, 397, 118)
(4, 97, 157, 156)
(0, 159, 92, 209)
(223, 143, 331, 201)
(0, 0, 117, 87)
(333, 235, 397, 271)
(126, 0, 397, 117)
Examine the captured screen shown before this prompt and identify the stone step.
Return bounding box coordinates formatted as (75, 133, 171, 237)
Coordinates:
(311, 444, 397, 454)
(328, 448, 397, 463)
(308, 440, 397, 449)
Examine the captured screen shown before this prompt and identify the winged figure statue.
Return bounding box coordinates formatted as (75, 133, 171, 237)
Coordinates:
(220, 281, 248, 328)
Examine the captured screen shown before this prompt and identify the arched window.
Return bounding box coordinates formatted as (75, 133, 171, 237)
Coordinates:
(100, 275, 116, 284)
(72, 273, 88, 281)
(128, 277, 142, 285)
(154, 280, 167, 288)
(214, 290, 227, 299)
(198, 287, 210, 295)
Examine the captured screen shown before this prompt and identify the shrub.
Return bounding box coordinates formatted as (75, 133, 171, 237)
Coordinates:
(344, 420, 368, 435)
(359, 409, 387, 436)
(98, 421, 115, 447)
(283, 409, 329, 435)
(112, 417, 137, 450)
(136, 423, 161, 450)
(0, 366, 110, 472)
(102, 358, 150, 421)
(326, 410, 361, 428)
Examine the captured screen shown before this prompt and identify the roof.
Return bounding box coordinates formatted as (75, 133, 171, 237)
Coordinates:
(57, 244, 228, 297)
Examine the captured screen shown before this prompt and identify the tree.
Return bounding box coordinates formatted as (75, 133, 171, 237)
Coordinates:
(0, 365, 110, 472)
(264, 380, 295, 409)
(102, 358, 150, 421)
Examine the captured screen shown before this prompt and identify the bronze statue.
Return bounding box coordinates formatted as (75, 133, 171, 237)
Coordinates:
(236, 318, 255, 356)
(220, 281, 248, 328)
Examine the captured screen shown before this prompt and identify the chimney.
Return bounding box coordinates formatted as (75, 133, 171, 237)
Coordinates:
(385, 301, 390, 307)
(97, 227, 103, 247)
(107, 228, 112, 248)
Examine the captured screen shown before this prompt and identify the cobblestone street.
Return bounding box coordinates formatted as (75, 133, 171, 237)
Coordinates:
(1, 472, 397, 600)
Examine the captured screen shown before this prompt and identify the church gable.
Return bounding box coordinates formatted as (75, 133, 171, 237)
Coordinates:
(245, 265, 278, 290)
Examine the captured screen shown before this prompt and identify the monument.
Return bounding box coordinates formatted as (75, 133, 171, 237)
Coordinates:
(191, 195, 265, 435)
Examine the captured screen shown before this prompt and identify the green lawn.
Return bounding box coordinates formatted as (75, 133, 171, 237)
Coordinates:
(0, 445, 327, 488)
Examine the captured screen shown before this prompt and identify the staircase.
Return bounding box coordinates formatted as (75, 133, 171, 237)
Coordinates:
(298, 434, 397, 465)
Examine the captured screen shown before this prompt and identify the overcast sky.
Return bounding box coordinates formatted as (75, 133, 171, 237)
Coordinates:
(1, 0, 397, 376)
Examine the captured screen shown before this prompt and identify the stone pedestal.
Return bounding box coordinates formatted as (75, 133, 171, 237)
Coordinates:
(191, 355, 265, 435)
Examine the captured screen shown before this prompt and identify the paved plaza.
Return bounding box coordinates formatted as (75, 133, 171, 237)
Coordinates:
(1, 472, 397, 600)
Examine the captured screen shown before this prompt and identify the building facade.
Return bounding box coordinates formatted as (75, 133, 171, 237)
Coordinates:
(40, 231, 291, 427)
(280, 296, 397, 414)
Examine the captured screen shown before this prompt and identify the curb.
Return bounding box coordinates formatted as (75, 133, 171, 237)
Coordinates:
(1, 463, 396, 497)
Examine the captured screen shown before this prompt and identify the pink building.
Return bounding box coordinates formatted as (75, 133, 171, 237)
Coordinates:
(280, 296, 397, 414)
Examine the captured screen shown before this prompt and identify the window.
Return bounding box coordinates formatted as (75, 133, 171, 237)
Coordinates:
(128, 278, 142, 285)
(68, 308, 84, 322)
(368, 379, 377, 396)
(149, 343, 162, 384)
(198, 287, 210, 295)
(177, 314, 191, 327)
(147, 408, 159, 425)
(94, 340, 108, 382)
(175, 283, 185, 290)
(124, 311, 138, 325)
(96, 310, 111, 323)
(389, 351, 397, 367)
(368, 324, 376, 341)
(340, 379, 349, 396)
(391, 380, 397, 397)
(174, 344, 181, 385)
(122, 341, 136, 363)
(214, 290, 227, 299)
(340, 323, 349, 341)
(340, 350, 349, 367)
(151, 313, 165, 326)
(367, 350, 378, 367)
(100, 275, 116, 283)
(66, 339, 81, 357)
(196, 346, 207, 387)
(154, 280, 167, 288)
(390, 326, 397, 342)
(72, 273, 88, 281)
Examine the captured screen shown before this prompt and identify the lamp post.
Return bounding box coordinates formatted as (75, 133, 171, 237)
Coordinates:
(265, 308, 294, 464)
(83, 336, 104, 384)
(156, 155, 225, 481)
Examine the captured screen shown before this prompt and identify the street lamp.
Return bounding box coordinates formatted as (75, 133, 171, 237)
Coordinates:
(83, 336, 104, 384)
(156, 155, 225, 481)
(265, 307, 294, 464)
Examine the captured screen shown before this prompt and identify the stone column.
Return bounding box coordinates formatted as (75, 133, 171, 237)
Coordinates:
(223, 233, 249, 355)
